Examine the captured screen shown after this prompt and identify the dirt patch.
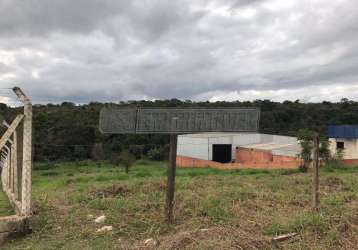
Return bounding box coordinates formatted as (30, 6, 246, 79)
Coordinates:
(165, 226, 271, 249)
(88, 184, 130, 199)
(31, 201, 42, 215)
(65, 179, 75, 185)
(164, 232, 196, 250)
(324, 176, 344, 186)
(288, 199, 308, 207)
(143, 202, 161, 210)
(126, 226, 272, 250)
(56, 204, 73, 215)
(322, 176, 345, 192)
(141, 180, 166, 192)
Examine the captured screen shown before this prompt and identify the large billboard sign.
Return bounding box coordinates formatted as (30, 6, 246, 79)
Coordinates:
(99, 108, 260, 134)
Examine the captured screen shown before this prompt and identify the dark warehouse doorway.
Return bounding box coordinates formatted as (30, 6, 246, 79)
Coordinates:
(212, 144, 232, 163)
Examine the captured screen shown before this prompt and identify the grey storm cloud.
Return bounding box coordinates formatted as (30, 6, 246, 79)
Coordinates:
(0, 0, 358, 104)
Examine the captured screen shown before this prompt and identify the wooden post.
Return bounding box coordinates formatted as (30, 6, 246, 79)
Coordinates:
(312, 133, 320, 211)
(165, 134, 178, 224)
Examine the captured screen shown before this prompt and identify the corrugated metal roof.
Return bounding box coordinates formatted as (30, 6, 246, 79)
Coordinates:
(328, 125, 358, 139)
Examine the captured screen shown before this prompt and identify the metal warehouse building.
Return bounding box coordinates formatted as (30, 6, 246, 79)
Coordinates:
(176, 133, 302, 169)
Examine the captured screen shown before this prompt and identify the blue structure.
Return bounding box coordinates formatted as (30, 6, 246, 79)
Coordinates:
(328, 125, 358, 139)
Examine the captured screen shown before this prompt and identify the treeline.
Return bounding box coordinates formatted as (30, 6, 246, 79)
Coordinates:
(1, 98, 358, 162)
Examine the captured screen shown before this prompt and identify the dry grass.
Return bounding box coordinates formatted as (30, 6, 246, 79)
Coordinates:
(1, 161, 358, 249)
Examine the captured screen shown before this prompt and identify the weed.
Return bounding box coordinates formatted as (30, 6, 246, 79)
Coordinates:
(199, 196, 233, 224)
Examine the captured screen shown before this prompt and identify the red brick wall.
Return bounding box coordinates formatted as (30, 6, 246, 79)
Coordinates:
(177, 147, 302, 170)
(342, 159, 358, 166)
(177, 155, 301, 170)
(235, 147, 273, 164)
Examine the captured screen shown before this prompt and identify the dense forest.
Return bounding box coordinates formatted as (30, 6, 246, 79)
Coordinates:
(1, 98, 358, 162)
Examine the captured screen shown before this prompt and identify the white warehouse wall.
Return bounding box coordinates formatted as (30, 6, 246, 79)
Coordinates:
(177, 133, 300, 161)
(177, 136, 209, 160)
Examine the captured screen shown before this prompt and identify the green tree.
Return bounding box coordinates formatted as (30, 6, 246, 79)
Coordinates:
(2, 98, 358, 162)
(297, 129, 314, 172)
(119, 150, 135, 174)
(297, 129, 330, 172)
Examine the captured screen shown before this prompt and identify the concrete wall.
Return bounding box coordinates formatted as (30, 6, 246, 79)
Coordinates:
(0, 216, 30, 244)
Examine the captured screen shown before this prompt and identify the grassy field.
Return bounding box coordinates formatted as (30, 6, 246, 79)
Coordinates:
(1, 161, 358, 249)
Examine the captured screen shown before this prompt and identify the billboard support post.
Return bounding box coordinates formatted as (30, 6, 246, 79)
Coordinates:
(165, 134, 178, 223)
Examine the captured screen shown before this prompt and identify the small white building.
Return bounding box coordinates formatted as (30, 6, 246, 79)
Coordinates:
(177, 133, 300, 163)
(328, 125, 358, 162)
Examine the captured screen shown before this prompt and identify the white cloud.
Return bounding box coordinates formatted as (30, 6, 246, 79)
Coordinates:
(208, 83, 358, 102)
(31, 70, 40, 79)
(0, 73, 16, 81)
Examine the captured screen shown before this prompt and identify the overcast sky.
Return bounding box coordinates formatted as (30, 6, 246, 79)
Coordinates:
(0, 0, 358, 104)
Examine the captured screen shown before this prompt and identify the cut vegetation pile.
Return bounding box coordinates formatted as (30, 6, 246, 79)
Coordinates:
(1, 161, 358, 249)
